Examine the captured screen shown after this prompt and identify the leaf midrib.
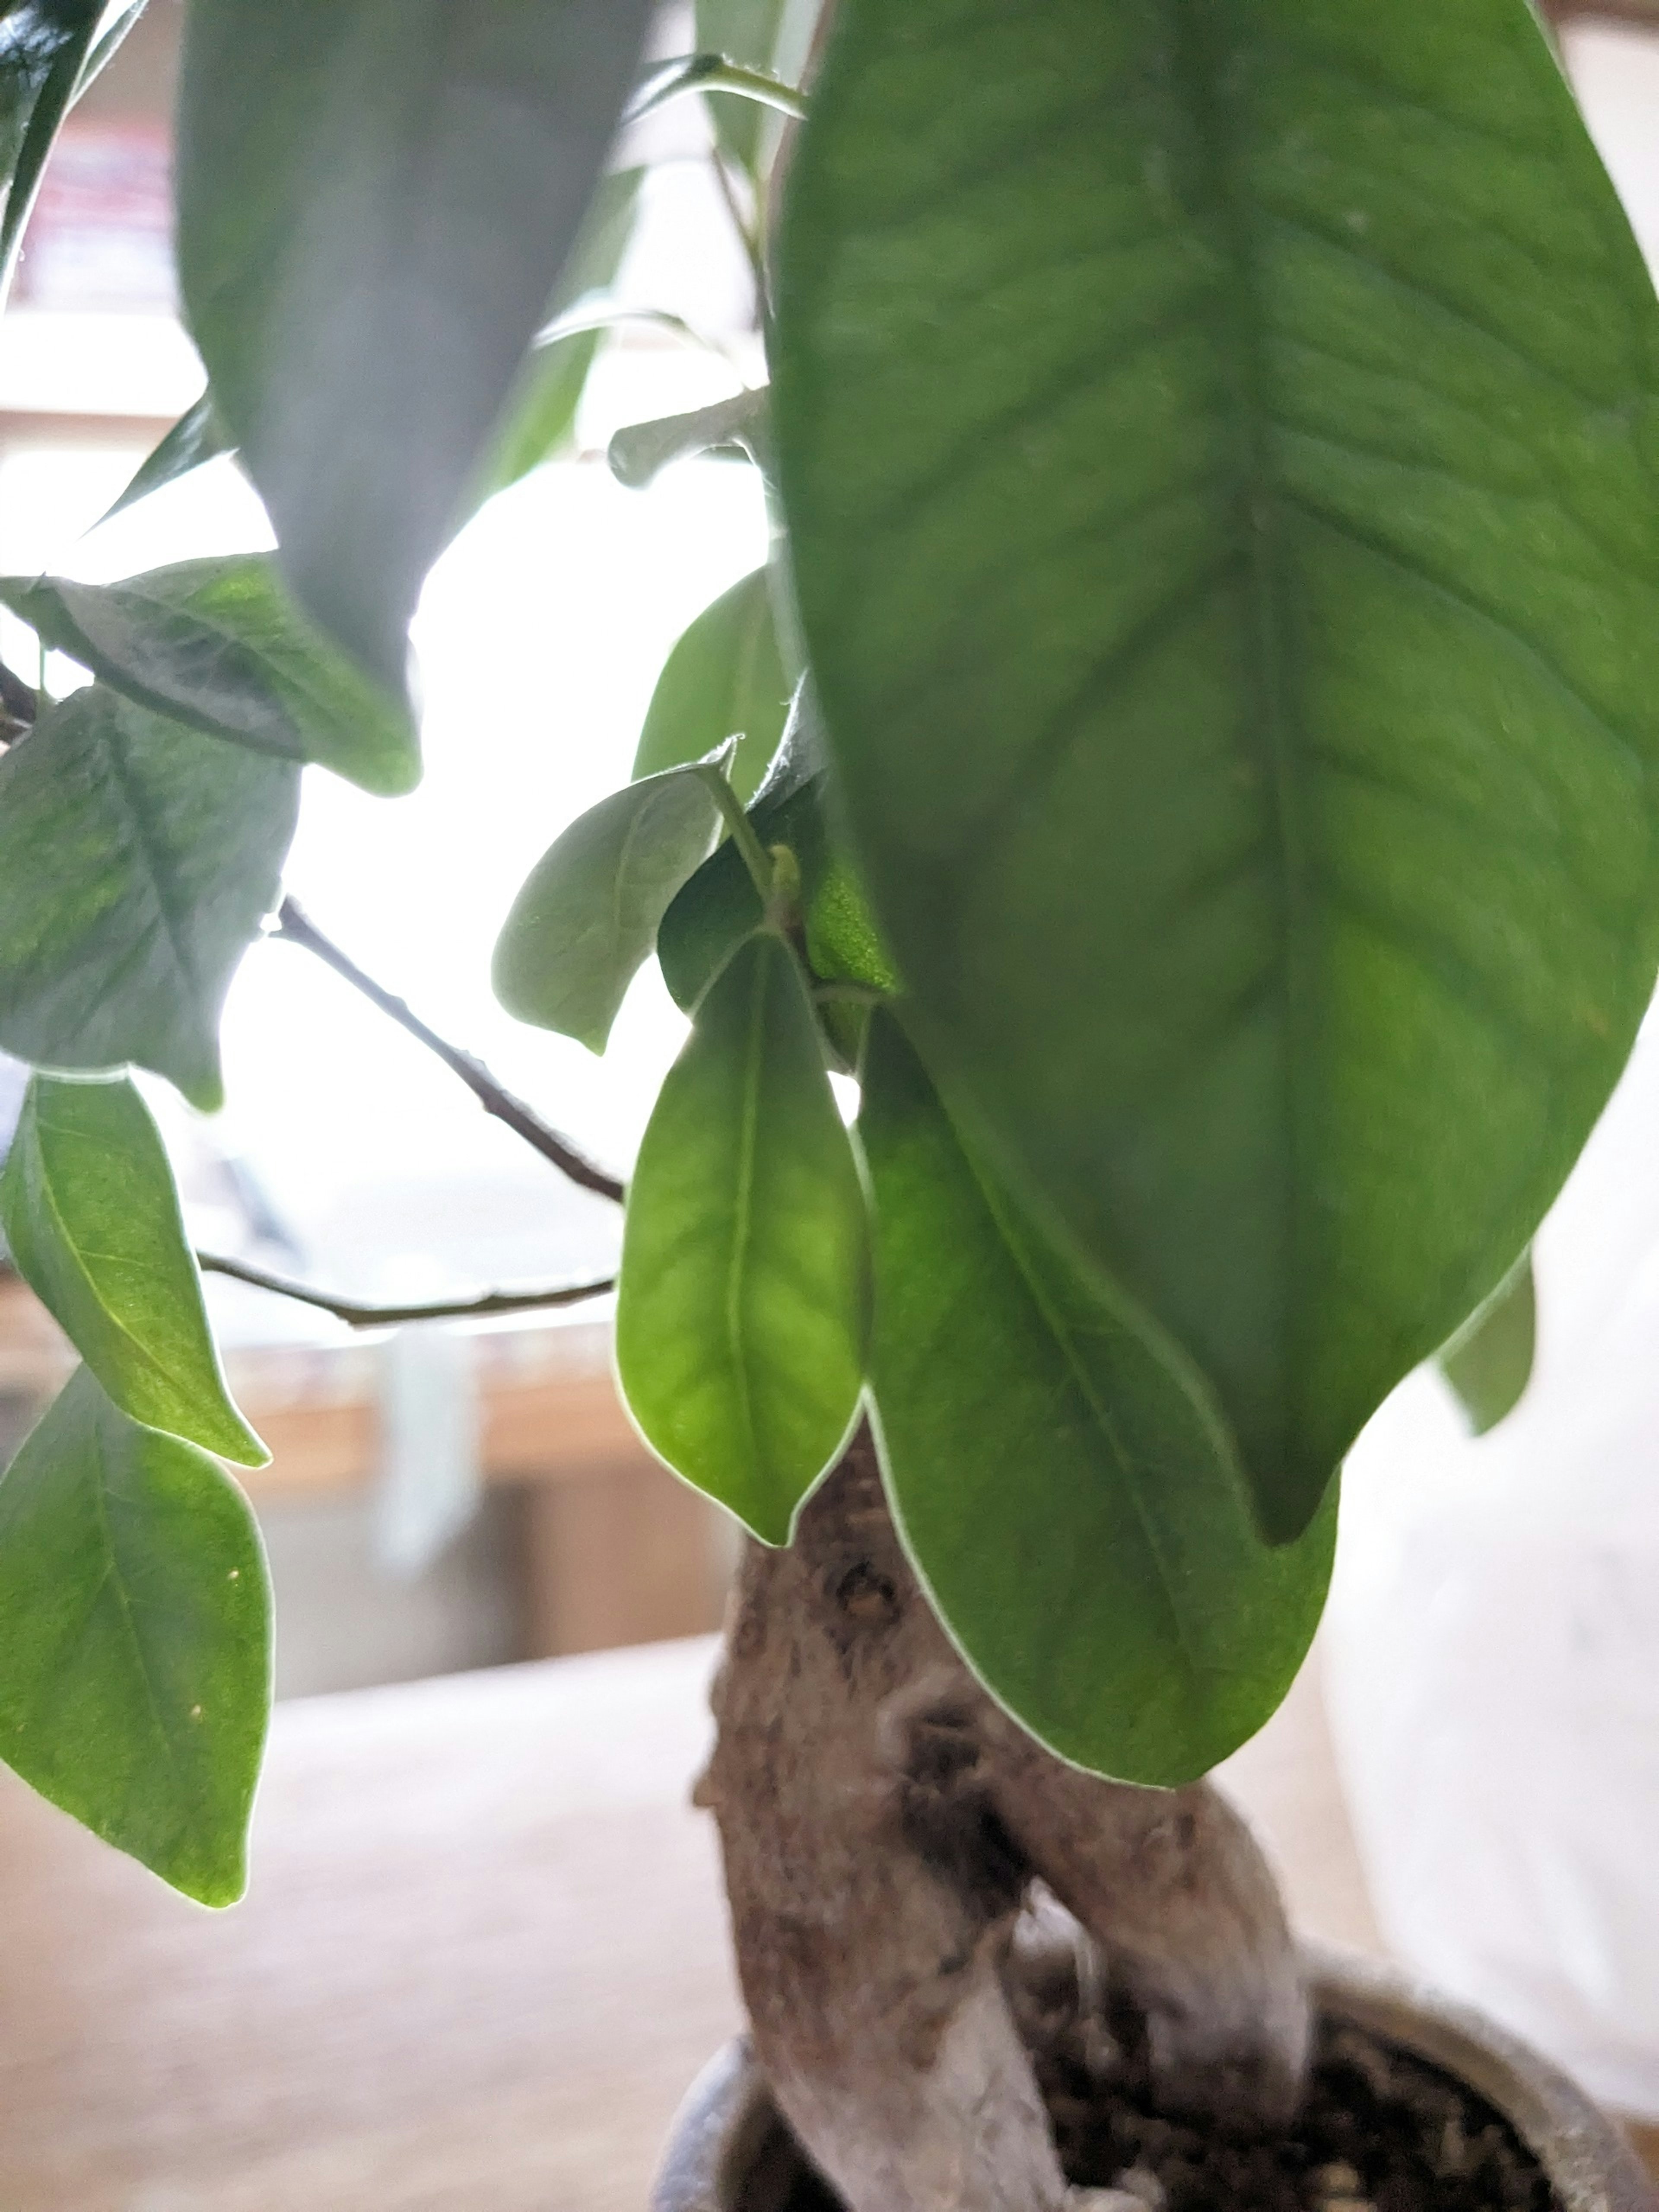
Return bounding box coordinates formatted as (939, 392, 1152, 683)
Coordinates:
(723, 945, 767, 1509)
(1175, 0, 1311, 1418)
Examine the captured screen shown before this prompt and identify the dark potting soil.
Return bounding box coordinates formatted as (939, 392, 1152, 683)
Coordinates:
(772, 2015, 1558, 2212)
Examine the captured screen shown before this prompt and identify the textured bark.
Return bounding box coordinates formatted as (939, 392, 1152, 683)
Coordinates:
(697, 1432, 1308, 2212)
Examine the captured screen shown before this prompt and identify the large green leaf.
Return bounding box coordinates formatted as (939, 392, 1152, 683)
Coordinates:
(0, 1366, 270, 1906)
(493, 765, 721, 1054)
(0, 687, 299, 1109)
(174, 0, 652, 689)
(632, 567, 791, 803)
(616, 930, 867, 1543)
(1439, 1247, 1535, 1436)
(0, 1, 128, 296)
(860, 1013, 1335, 1784)
(777, 0, 1659, 1538)
(1, 1074, 267, 1465)
(0, 558, 419, 796)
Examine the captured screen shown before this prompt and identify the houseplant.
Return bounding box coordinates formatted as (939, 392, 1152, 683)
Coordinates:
(0, 0, 1657, 2204)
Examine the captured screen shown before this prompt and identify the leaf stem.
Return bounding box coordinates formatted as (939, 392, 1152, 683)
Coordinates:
(197, 1251, 615, 1332)
(534, 302, 750, 384)
(272, 898, 625, 1206)
(709, 147, 769, 308)
(628, 53, 808, 126)
(695, 762, 779, 909)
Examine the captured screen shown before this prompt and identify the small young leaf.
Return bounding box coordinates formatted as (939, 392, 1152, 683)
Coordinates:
(0, 1366, 271, 1907)
(99, 393, 237, 527)
(616, 931, 868, 1543)
(0, 558, 419, 796)
(657, 798, 789, 1015)
(1440, 1249, 1535, 1437)
(860, 1013, 1335, 1786)
(0, 2, 118, 296)
(493, 766, 721, 1053)
(175, 0, 653, 689)
(654, 687, 826, 1016)
(658, 765, 896, 1014)
(632, 566, 790, 803)
(1, 1074, 267, 1467)
(0, 687, 300, 1110)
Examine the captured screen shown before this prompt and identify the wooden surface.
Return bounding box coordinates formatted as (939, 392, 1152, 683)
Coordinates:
(0, 1635, 1379, 2212)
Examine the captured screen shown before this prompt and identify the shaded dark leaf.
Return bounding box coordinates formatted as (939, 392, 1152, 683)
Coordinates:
(99, 392, 236, 526)
(1, 557, 420, 795)
(0, 687, 299, 1109)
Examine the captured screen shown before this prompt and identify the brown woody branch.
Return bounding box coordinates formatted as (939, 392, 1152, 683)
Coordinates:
(197, 1249, 615, 1331)
(273, 898, 625, 1207)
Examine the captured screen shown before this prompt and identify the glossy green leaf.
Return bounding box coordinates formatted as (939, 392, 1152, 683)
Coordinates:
(174, 0, 652, 689)
(493, 766, 721, 1053)
(1440, 1249, 1535, 1437)
(0, 687, 299, 1109)
(860, 1014, 1335, 1784)
(0, 1, 122, 296)
(1, 1074, 267, 1465)
(99, 392, 236, 526)
(616, 931, 867, 1542)
(0, 558, 419, 796)
(696, 0, 819, 175)
(465, 167, 645, 515)
(632, 567, 790, 802)
(0, 1366, 270, 1906)
(779, 0, 1659, 1538)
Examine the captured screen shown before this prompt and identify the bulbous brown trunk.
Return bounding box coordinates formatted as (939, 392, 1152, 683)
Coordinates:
(695, 1430, 1309, 2212)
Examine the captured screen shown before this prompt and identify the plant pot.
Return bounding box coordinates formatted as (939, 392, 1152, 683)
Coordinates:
(650, 1946, 1659, 2212)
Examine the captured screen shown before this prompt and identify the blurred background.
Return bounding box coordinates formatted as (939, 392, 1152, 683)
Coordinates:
(0, 0, 774, 1697)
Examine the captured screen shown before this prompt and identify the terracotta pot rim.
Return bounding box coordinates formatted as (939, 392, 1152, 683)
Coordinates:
(652, 1943, 1659, 2212)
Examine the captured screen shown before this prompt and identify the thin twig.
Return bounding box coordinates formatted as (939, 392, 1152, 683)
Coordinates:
(198, 1250, 615, 1331)
(272, 898, 626, 1206)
